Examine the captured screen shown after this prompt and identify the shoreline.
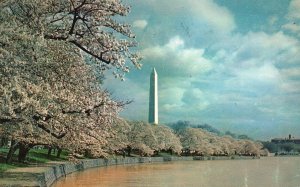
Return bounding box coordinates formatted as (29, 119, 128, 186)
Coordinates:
(0, 156, 258, 187)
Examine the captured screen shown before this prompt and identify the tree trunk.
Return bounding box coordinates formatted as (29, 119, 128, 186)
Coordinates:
(127, 146, 131, 157)
(56, 148, 62, 158)
(0, 137, 4, 147)
(122, 149, 126, 158)
(18, 143, 31, 163)
(47, 147, 52, 157)
(6, 140, 19, 163)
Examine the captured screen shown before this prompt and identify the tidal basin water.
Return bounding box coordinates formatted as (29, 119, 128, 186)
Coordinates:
(53, 157, 300, 187)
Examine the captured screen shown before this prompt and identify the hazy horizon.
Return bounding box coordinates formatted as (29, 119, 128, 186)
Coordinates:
(103, 0, 300, 141)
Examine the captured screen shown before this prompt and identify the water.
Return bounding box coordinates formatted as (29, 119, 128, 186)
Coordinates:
(53, 157, 300, 187)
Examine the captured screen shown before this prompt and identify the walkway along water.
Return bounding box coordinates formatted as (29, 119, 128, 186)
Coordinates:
(0, 156, 258, 187)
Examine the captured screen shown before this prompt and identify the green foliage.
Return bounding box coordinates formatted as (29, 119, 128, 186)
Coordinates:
(237, 134, 252, 140)
(168, 121, 192, 134)
(169, 121, 251, 139)
(26, 149, 68, 163)
(225, 131, 237, 138)
(194, 124, 221, 135)
(168, 121, 221, 135)
(0, 163, 28, 172)
(0, 148, 68, 170)
(262, 141, 279, 153)
(280, 143, 298, 153)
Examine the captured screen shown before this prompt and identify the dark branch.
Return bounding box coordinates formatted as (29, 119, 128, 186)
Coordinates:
(36, 123, 67, 139)
(32, 114, 66, 139)
(32, 114, 52, 122)
(74, 0, 87, 12)
(70, 40, 111, 64)
(0, 117, 23, 123)
(62, 101, 106, 115)
(44, 35, 68, 40)
(43, 33, 111, 65)
(69, 14, 78, 35)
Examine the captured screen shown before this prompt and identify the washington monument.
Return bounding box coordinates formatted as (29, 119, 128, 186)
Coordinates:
(148, 68, 158, 124)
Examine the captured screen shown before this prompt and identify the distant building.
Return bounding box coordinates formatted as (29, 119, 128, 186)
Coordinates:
(271, 134, 300, 144)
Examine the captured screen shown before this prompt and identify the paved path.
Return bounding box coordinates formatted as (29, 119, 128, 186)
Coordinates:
(0, 162, 66, 187)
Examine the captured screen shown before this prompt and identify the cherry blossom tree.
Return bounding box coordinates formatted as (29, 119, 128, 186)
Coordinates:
(152, 125, 182, 155)
(103, 118, 131, 155)
(0, 0, 139, 162)
(236, 140, 263, 156)
(126, 121, 157, 156)
(178, 128, 264, 156)
(2, 0, 141, 77)
(179, 128, 211, 155)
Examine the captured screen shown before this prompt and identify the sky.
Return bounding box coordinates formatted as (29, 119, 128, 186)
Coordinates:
(103, 0, 300, 140)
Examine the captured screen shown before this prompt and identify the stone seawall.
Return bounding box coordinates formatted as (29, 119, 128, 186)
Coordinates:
(0, 156, 257, 187)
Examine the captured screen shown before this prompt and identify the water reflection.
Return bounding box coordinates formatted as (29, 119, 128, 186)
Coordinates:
(53, 157, 300, 187)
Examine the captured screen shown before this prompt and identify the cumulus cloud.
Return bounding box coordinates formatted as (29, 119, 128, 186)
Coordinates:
(181, 89, 210, 110)
(137, 0, 236, 34)
(235, 64, 280, 84)
(214, 31, 300, 67)
(142, 36, 213, 77)
(187, 0, 236, 33)
(160, 87, 185, 112)
(212, 31, 300, 98)
(133, 19, 148, 29)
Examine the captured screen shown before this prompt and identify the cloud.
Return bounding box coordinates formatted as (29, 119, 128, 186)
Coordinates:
(133, 19, 148, 29)
(283, 0, 300, 37)
(282, 23, 300, 36)
(181, 88, 210, 111)
(212, 31, 300, 98)
(235, 64, 280, 84)
(214, 31, 300, 67)
(280, 81, 300, 93)
(160, 87, 185, 112)
(142, 36, 213, 77)
(281, 67, 300, 78)
(286, 0, 300, 20)
(134, 0, 236, 34)
(187, 0, 236, 33)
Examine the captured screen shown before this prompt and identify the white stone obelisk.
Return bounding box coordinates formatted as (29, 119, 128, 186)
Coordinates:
(149, 68, 158, 125)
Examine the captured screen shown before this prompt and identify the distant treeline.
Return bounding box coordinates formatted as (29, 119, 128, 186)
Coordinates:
(167, 121, 253, 140)
(114, 121, 267, 157)
(168, 121, 300, 154)
(261, 141, 300, 154)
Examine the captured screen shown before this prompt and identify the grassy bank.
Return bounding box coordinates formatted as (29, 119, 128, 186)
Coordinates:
(0, 148, 68, 172)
